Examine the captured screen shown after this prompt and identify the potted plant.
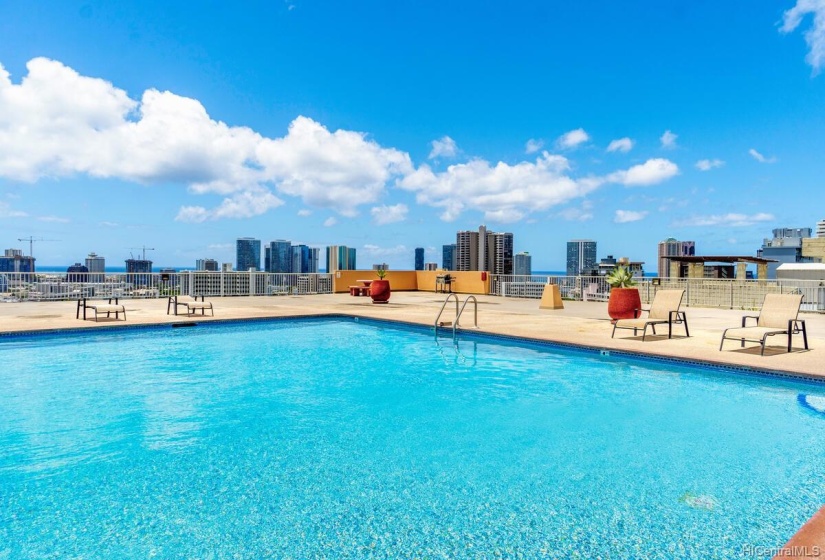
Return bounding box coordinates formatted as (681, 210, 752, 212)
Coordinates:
(606, 266, 641, 322)
(370, 266, 391, 304)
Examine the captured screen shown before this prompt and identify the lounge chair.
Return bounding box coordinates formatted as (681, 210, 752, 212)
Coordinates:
(719, 293, 808, 355)
(167, 295, 214, 316)
(611, 289, 689, 341)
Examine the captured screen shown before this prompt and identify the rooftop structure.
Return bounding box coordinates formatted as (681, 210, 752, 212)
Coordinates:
(658, 238, 695, 278)
(757, 227, 813, 279)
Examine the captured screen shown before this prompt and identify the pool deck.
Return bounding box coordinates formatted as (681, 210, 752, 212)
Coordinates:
(1, 291, 822, 379)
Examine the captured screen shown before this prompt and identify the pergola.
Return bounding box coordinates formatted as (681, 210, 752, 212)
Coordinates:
(666, 256, 777, 280)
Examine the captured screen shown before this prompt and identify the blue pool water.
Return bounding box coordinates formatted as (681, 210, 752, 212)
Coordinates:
(1, 318, 824, 558)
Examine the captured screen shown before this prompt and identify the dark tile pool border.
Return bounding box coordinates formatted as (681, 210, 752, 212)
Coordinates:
(1, 312, 822, 386)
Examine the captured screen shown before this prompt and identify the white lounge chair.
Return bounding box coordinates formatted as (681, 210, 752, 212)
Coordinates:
(167, 295, 214, 316)
(611, 289, 689, 341)
(720, 293, 808, 355)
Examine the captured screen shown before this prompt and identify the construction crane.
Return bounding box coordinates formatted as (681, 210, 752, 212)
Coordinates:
(17, 236, 58, 258)
(128, 246, 156, 260)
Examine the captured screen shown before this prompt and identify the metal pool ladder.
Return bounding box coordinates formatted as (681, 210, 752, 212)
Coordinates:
(434, 294, 479, 335)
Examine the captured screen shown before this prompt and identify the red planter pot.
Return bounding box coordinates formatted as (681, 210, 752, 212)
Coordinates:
(370, 279, 391, 304)
(607, 288, 641, 322)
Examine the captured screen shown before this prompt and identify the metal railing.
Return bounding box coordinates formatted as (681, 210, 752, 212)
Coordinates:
(0, 271, 334, 302)
(489, 275, 825, 312)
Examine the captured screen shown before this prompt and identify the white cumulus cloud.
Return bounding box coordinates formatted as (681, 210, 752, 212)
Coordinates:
(748, 148, 777, 163)
(428, 136, 458, 159)
(323, 217, 338, 227)
(695, 159, 725, 171)
(557, 128, 590, 149)
(371, 203, 408, 225)
(525, 138, 544, 154)
(781, 0, 825, 74)
(607, 158, 679, 186)
(674, 213, 775, 227)
(614, 210, 648, 223)
(398, 153, 679, 223)
(660, 130, 678, 149)
(0, 57, 413, 221)
(606, 137, 634, 153)
(398, 152, 598, 223)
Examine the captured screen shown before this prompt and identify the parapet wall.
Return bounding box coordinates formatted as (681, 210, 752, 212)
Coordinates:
(331, 270, 490, 295)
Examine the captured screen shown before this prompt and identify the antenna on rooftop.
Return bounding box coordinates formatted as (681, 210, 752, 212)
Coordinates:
(17, 236, 58, 259)
(128, 246, 156, 260)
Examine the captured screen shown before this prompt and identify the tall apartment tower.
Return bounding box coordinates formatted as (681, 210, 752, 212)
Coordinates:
(657, 238, 696, 278)
(265, 240, 292, 273)
(85, 252, 105, 282)
(566, 240, 597, 276)
(514, 252, 532, 276)
(489, 232, 514, 275)
(326, 245, 356, 271)
(816, 219, 825, 238)
(455, 226, 514, 274)
(414, 248, 425, 271)
(442, 244, 457, 271)
(455, 230, 479, 271)
(236, 238, 261, 271)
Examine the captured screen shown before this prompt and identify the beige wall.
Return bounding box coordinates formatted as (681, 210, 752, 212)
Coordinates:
(332, 270, 418, 293)
(803, 238, 825, 263)
(332, 270, 491, 295)
(415, 270, 490, 294)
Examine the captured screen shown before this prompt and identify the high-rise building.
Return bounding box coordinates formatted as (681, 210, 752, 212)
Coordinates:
(455, 230, 479, 271)
(757, 227, 813, 279)
(85, 252, 105, 282)
(489, 232, 514, 275)
(455, 226, 513, 274)
(290, 245, 319, 273)
(196, 258, 219, 272)
(566, 240, 597, 276)
(425, 262, 438, 271)
(265, 240, 292, 273)
(0, 248, 35, 275)
(236, 238, 261, 271)
(816, 219, 825, 238)
(514, 252, 532, 276)
(442, 244, 456, 271)
(308, 247, 320, 273)
(414, 248, 425, 271)
(657, 238, 696, 278)
(326, 245, 356, 271)
(125, 258, 153, 286)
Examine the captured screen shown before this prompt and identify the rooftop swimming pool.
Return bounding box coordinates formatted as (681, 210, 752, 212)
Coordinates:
(1, 317, 824, 558)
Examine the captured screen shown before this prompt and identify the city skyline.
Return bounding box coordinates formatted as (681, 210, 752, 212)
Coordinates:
(1, 2, 824, 270)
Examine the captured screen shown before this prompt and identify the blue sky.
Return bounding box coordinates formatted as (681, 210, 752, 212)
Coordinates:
(1, 1, 823, 271)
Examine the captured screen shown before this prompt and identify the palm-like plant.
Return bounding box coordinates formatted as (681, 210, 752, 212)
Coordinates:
(376, 266, 387, 280)
(606, 265, 635, 288)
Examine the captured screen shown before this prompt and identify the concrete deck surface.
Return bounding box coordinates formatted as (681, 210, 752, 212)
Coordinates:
(1, 291, 822, 379)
